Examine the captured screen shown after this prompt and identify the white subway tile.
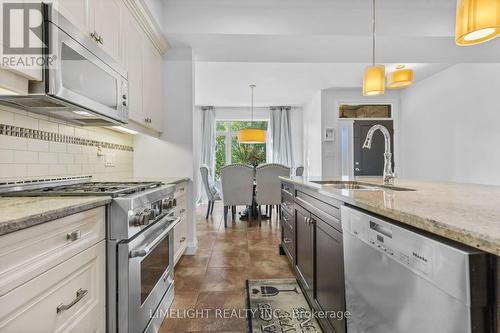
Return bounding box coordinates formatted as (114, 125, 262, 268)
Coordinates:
(0, 164, 27, 179)
(27, 164, 49, 177)
(59, 124, 74, 136)
(58, 153, 74, 164)
(67, 164, 82, 175)
(74, 127, 89, 139)
(0, 135, 27, 150)
(49, 164, 67, 176)
(14, 114, 38, 130)
(49, 142, 66, 153)
(0, 150, 14, 163)
(38, 119, 59, 133)
(14, 151, 38, 164)
(67, 144, 83, 154)
(38, 152, 58, 164)
(74, 154, 88, 164)
(0, 110, 14, 125)
(81, 164, 95, 174)
(27, 139, 49, 152)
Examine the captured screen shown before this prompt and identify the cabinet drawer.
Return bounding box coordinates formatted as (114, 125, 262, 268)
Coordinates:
(0, 207, 105, 296)
(281, 208, 294, 230)
(282, 220, 295, 264)
(173, 218, 188, 265)
(0, 241, 106, 333)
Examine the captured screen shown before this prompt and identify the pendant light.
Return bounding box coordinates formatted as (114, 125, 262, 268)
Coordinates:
(456, 0, 500, 46)
(238, 84, 266, 144)
(363, 0, 385, 96)
(388, 65, 414, 89)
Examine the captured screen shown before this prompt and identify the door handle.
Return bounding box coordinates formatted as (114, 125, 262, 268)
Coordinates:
(57, 288, 88, 313)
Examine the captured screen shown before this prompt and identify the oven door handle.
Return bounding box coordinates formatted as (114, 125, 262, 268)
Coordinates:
(129, 216, 181, 258)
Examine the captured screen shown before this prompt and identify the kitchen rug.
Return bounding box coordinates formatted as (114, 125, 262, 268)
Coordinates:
(246, 279, 322, 333)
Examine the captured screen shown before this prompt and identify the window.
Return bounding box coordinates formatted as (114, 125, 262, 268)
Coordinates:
(215, 120, 268, 179)
(339, 104, 392, 118)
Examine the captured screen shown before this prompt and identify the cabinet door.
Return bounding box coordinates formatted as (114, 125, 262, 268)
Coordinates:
(121, 9, 145, 125)
(93, 0, 122, 62)
(0, 241, 106, 333)
(295, 205, 314, 300)
(57, 0, 91, 36)
(142, 40, 163, 132)
(314, 215, 346, 333)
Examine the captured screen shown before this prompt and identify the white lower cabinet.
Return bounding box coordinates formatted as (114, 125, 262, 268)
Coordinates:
(0, 241, 106, 333)
(174, 182, 188, 265)
(0, 207, 106, 333)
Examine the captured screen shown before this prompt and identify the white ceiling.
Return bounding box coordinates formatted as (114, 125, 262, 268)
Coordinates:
(155, 0, 500, 106)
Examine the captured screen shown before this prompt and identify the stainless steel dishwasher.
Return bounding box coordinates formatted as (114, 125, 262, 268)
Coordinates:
(341, 205, 494, 333)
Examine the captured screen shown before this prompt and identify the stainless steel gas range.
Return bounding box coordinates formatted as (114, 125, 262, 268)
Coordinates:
(0, 176, 180, 333)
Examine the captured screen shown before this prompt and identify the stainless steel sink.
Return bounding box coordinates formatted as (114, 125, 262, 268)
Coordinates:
(309, 180, 415, 191)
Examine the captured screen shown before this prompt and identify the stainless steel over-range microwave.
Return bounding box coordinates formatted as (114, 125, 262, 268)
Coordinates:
(0, 3, 129, 126)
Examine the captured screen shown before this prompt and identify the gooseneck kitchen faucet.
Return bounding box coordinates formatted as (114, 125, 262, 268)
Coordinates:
(362, 124, 395, 186)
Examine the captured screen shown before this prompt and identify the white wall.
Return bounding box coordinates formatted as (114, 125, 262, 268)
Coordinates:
(133, 47, 198, 252)
(321, 88, 401, 177)
(399, 63, 500, 185)
(302, 91, 322, 176)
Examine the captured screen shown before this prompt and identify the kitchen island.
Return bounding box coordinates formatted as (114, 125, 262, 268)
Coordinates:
(282, 176, 500, 256)
(280, 176, 500, 333)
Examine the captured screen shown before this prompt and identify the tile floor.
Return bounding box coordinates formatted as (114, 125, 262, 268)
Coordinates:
(159, 202, 294, 332)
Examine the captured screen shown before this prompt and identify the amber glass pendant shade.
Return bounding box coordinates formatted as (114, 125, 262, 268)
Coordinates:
(238, 128, 267, 144)
(388, 68, 414, 89)
(363, 65, 385, 96)
(455, 0, 500, 45)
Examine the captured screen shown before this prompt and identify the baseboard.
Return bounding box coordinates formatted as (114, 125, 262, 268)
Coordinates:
(185, 239, 198, 255)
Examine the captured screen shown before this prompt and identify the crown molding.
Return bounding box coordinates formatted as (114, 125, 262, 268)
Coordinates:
(122, 0, 169, 55)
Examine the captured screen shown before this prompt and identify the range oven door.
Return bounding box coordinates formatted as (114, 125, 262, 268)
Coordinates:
(117, 215, 180, 333)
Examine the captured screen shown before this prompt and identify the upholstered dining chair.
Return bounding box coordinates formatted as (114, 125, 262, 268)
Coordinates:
(200, 164, 221, 219)
(295, 166, 304, 176)
(255, 163, 290, 224)
(220, 164, 255, 227)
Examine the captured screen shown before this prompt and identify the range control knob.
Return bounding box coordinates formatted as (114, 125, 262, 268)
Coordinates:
(134, 210, 150, 226)
(162, 199, 173, 209)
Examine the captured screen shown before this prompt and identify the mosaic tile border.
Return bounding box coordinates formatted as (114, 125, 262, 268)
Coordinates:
(0, 124, 134, 152)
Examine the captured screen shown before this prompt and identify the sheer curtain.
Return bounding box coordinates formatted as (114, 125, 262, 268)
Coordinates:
(199, 106, 216, 203)
(270, 106, 294, 168)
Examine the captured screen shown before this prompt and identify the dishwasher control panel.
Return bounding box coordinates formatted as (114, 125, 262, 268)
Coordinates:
(342, 206, 433, 277)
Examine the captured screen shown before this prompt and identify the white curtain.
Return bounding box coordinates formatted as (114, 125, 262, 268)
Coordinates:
(199, 106, 216, 203)
(270, 106, 294, 167)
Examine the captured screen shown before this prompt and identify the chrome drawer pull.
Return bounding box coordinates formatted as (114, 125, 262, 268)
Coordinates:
(180, 237, 186, 243)
(57, 288, 88, 313)
(66, 230, 81, 242)
(283, 238, 292, 244)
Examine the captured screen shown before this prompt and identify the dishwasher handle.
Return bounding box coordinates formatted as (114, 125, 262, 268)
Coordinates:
(370, 221, 393, 238)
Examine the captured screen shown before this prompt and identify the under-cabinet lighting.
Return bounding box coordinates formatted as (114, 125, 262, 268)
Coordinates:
(111, 126, 138, 135)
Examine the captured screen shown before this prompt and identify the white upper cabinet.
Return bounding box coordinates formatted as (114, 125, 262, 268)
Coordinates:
(142, 40, 164, 132)
(121, 9, 144, 125)
(56, 0, 91, 36)
(92, 0, 122, 62)
(55, 0, 122, 63)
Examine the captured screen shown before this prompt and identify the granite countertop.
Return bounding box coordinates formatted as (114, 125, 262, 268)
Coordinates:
(0, 196, 111, 236)
(282, 176, 500, 256)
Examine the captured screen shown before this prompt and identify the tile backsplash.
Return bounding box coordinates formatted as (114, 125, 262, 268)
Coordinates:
(0, 105, 134, 181)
